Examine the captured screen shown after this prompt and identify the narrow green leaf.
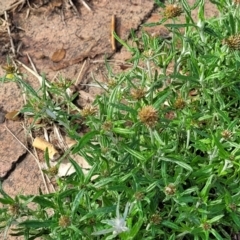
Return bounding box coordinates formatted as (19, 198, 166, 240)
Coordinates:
(162, 220, 179, 230)
(0, 182, 14, 204)
(210, 229, 224, 240)
(71, 190, 84, 216)
(113, 128, 135, 135)
(18, 220, 56, 229)
(113, 32, 133, 52)
(165, 23, 195, 28)
(80, 206, 115, 221)
(128, 218, 143, 238)
(0, 197, 14, 205)
(32, 196, 55, 208)
(208, 214, 224, 223)
(200, 174, 214, 198)
(69, 158, 85, 180)
(230, 212, 240, 228)
(110, 102, 137, 115)
(123, 146, 147, 162)
(160, 157, 193, 172)
(72, 131, 98, 153)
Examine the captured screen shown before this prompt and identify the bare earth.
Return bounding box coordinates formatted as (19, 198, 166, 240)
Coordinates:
(0, 0, 220, 239)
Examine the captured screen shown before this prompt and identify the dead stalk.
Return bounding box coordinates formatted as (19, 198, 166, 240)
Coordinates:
(69, 0, 80, 17)
(4, 11, 16, 57)
(111, 15, 116, 51)
(80, 0, 92, 11)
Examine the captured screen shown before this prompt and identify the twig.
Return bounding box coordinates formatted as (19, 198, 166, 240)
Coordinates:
(80, 0, 92, 12)
(111, 15, 116, 51)
(4, 123, 50, 194)
(4, 11, 16, 57)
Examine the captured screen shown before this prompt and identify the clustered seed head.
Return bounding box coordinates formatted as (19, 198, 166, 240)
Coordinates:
(150, 213, 162, 225)
(48, 166, 58, 176)
(143, 49, 154, 58)
(130, 88, 146, 100)
(138, 105, 158, 127)
(164, 183, 176, 195)
(201, 222, 211, 231)
(81, 105, 98, 117)
(164, 4, 183, 18)
(59, 215, 71, 228)
(8, 204, 19, 215)
(102, 120, 113, 131)
(174, 97, 186, 109)
(224, 35, 240, 50)
(229, 203, 237, 211)
(221, 130, 232, 140)
(134, 191, 144, 201)
(3, 64, 16, 74)
(234, 0, 240, 4)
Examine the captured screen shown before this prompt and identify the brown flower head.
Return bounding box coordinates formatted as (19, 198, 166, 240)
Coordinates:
(234, 0, 240, 4)
(8, 204, 19, 215)
(134, 191, 144, 201)
(164, 183, 176, 195)
(48, 165, 58, 176)
(221, 130, 232, 140)
(130, 88, 146, 100)
(102, 120, 113, 131)
(201, 222, 211, 231)
(138, 105, 158, 127)
(59, 215, 71, 228)
(3, 64, 16, 74)
(174, 97, 186, 109)
(150, 213, 162, 225)
(224, 35, 240, 50)
(81, 105, 98, 117)
(164, 4, 183, 18)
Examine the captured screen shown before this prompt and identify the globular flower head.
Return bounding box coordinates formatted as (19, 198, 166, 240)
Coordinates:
(102, 120, 113, 131)
(234, 0, 240, 4)
(8, 203, 19, 216)
(164, 4, 183, 18)
(174, 97, 186, 109)
(224, 35, 240, 50)
(164, 183, 176, 195)
(130, 88, 146, 100)
(47, 165, 58, 176)
(221, 130, 232, 140)
(150, 213, 162, 225)
(201, 222, 211, 231)
(59, 215, 71, 228)
(138, 105, 158, 127)
(81, 105, 98, 117)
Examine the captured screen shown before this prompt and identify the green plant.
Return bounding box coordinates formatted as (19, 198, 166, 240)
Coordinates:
(1, 0, 240, 239)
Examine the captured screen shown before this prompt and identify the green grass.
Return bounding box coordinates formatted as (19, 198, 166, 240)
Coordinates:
(1, 0, 240, 239)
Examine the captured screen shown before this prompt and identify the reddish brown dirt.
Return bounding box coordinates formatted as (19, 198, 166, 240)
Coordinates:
(0, 1, 223, 239)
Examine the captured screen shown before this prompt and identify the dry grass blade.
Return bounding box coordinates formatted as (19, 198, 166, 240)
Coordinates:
(3, 123, 50, 194)
(80, 0, 92, 11)
(4, 11, 16, 57)
(0, 0, 26, 14)
(16, 58, 51, 88)
(69, 0, 80, 17)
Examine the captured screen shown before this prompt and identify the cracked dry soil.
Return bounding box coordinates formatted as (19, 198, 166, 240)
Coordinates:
(0, 0, 224, 239)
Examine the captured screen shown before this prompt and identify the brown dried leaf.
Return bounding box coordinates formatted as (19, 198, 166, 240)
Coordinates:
(5, 110, 21, 121)
(51, 49, 66, 63)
